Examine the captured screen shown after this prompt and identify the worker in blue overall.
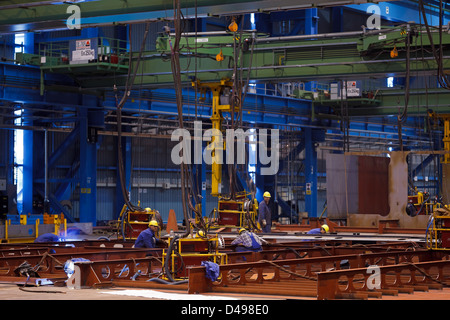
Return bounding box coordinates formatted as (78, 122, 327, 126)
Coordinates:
(307, 224, 330, 235)
(258, 191, 272, 233)
(34, 233, 60, 243)
(134, 220, 163, 248)
(231, 228, 263, 252)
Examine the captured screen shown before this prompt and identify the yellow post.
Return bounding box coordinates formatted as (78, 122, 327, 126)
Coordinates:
(194, 80, 235, 197)
(429, 112, 450, 164)
(63, 218, 67, 238)
(210, 85, 224, 196)
(35, 218, 40, 240)
(5, 220, 9, 242)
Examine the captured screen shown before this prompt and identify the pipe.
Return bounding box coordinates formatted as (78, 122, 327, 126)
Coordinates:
(255, 30, 365, 42)
(163, 234, 180, 282)
(44, 128, 48, 209)
(147, 277, 188, 285)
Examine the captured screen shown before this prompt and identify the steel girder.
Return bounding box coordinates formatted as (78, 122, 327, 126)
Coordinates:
(314, 88, 450, 117)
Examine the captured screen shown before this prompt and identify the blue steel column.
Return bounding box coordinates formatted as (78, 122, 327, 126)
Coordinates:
(304, 8, 318, 92)
(304, 8, 318, 35)
(79, 108, 97, 225)
(304, 127, 318, 217)
(22, 117, 33, 215)
(6, 130, 14, 188)
(331, 7, 344, 32)
(21, 33, 35, 215)
(24, 33, 34, 54)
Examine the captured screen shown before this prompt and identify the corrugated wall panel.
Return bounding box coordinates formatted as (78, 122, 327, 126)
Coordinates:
(98, 135, 117, 167)
(50, 131, 79, 168)
(96, 187, 116, 221)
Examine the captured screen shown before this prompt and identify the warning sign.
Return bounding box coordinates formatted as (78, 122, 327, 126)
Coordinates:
(346, 81, 361, 97)
(70, 38, 97, 64)
(76, 39, 91, 50)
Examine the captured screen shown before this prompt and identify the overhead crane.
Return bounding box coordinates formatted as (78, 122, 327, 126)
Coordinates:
(58, 24, 449, 89)
(15, 23, 450, 120)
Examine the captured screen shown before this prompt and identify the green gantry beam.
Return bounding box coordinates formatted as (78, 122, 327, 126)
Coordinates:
(315, 88, 450, 117)
(72, 27, 450, 88)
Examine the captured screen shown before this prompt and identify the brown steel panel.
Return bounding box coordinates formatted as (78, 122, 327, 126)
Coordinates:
(358, 156, 390, 216)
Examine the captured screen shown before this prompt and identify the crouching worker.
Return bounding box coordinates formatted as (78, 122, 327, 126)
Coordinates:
(134, 220, 164, 248)
(34, 233, 60, 243)
(306, 224, 330, 235)
(231, 228, 264, 253)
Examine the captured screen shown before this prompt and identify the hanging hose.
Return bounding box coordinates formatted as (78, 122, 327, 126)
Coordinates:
(244, 198, 258, 231)
(116, 22, 151, 213)
(147, 277, 188, 285)
(426, 215, 434, 248)
(163, 234, 181, 282)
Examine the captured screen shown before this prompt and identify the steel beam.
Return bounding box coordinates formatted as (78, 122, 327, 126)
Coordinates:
(79, 107, 97, 225)
(317, 259, 450, 300)
(1, 239, 446, 301)
(187, 248, 445, 296)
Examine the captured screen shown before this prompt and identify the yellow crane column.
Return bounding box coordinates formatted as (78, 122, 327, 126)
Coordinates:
(195, 80, 234, 197)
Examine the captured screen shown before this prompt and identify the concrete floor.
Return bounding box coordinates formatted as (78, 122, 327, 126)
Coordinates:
(0, 283, 149, 300)
(3, 280, 449, 300)
(0, 283, 291, 300)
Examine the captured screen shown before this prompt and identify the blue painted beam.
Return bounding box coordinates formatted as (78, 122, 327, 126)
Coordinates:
(104, 88, 314, 128)
(22, 113, 34, 215)
(304, 128, 325, 218)
(276, 195, 296, 222)
(48, 193, 75, 223)
(278, 137, 305, 173)
(33, 187, 76, 223)
(412, 154, 436, 177)
(48, 125, 80, 170)
(79, 107, 98, 225)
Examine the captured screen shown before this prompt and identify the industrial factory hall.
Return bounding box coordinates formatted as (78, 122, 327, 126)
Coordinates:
(1, 0, 450, 309)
